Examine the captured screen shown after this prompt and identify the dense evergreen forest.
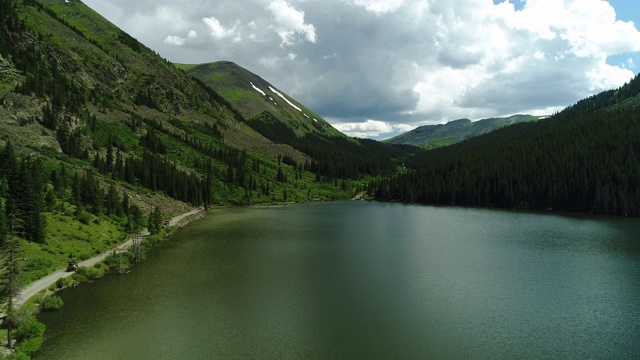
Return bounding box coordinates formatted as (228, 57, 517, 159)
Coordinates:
(371, 75, 640, 217)
(248, 111, 413, 181)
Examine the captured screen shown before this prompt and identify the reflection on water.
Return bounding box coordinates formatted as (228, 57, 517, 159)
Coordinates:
(36, 202, 640, 359)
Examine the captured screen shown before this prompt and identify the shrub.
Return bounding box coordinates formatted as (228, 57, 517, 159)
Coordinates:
(75, 265, 104, 280)
(14, 319, 45, 342)
(14, 336, 44, 355)
(143, 233, 163, 246)
(71, 273, 87, 283)
(22, 257, 53, 282)
(104, 251, 133, 274)
(6, 351, 30, 360)
(41, 295, 64, 311)
(23, 258, 53, 272)
(55, 276, 73, 289)
(78, 211, 91, 225)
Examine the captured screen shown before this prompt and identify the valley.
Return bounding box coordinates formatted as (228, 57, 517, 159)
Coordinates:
(0, 0, 640, 358)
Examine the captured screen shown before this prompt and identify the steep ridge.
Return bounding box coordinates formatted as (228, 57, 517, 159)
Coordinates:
(385, 114, 543, 149)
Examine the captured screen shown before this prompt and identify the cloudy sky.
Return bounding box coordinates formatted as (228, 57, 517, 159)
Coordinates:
(82, 0, 640, 139)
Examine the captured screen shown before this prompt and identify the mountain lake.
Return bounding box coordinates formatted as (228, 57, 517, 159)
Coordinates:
(35, 201, 640, 359)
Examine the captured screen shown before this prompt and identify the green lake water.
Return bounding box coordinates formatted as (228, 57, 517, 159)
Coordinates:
(35, 201, 640, 359)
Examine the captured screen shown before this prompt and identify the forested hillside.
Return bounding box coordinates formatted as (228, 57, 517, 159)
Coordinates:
(0, 0, 383, 214)
(371, 75, 640, 216)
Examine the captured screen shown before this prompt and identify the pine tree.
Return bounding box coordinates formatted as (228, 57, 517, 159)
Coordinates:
(122, 193, 130, 216)
(0, 214, 24, 349)
(0, 141, 17, 177)
(147, 206, 162, 235)
(226, 165, 234, 186)
(105, 184, 121, 216)
(0, 199, 6, 247)
(20, 159, 46, 243)
(130, 205, 143, 231)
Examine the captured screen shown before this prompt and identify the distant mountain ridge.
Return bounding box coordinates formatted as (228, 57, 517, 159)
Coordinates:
(385, 114, 544, 149)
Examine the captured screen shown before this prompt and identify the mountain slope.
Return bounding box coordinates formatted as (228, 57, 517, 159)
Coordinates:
(178, 61, 343, 138)
(371, 74, 640, 217)
(0, 0, 357, 202)
(2, 0, 321, 164)
(180, 61, 412, 180)
(0, 0, 369, 312)
(385, 114, 543, 149)
(0, 0, 409, 214)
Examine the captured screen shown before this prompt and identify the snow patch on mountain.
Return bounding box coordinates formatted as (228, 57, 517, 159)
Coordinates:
(269, 86, 302, 112)
(250, 82, 267, 97)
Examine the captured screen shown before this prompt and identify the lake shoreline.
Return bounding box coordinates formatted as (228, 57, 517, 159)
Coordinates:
(16, 207, 207, 309)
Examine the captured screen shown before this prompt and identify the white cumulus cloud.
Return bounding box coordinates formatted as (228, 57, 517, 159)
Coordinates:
(353, 0, 406, 15)
(408, 0, 640, 121)
(203, 16, 237, 39)
(164, 30, 198, 46)
(164, 35, 186, 46)
(333, 120, 413, 138)
(266, 0, 316, 46)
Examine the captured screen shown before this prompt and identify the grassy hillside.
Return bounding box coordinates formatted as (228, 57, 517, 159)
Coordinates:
(385, 114, 543, 149)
